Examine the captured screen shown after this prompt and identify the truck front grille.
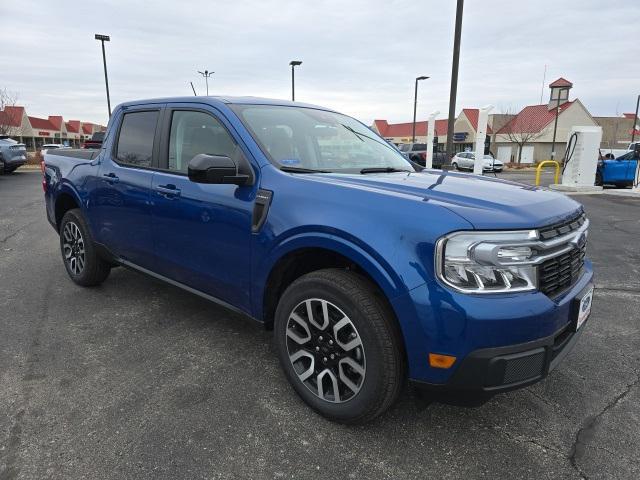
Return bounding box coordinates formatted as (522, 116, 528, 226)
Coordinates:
(538, 244, 586, 297)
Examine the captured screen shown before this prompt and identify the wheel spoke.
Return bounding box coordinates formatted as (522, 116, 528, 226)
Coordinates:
(306, 299, 329, 330)
(317, 368, 340, 402)
(333, 316, 362, 351)
(289, 350, 315, 382)
(338, 357, 365, 393)
(286, 312, 312, 345)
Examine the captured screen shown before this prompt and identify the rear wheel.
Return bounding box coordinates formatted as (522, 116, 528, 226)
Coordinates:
(59, 209, 111, 286)
(451, 161, 459, 170)
(274, 269, 405, 424)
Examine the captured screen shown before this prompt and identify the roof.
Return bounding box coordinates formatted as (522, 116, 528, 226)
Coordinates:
(48, 116, 64, 130)
(623, 113, 638, 120)
(549, 77, 573, 88)
(461, 108, 493, 134)
(0, 106, 25, 127)
(66, 120, 81, 133)
(117, 96, 331, 112)
(497, 101, 574, 134)
(82, 123, 94, 134)
(373, 119, 449, 138)
(28, 116, 57, 131)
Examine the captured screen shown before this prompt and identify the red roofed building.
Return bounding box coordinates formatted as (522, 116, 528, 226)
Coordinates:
(0, 106, 106, 151)
(493, 78, 597, 163)
(372, 109, 494, 153)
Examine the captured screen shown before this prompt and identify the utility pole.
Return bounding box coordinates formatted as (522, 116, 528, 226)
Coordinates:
(94, 34, 111, 117)
(197, 70, 214, 96)
(290, 61, 302, 101)
(412, 76, 429, 143)
(445, 0, 464, 163)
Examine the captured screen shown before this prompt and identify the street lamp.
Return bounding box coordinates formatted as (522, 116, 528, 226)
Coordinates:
(550, 86, 570, 160)
(94, 34, 111, 117)
(412, 76, 429, 143)
(445, 0, 464, 162)
(290, 60, 302, 101)
(631, 94, 640, 145)
(197, 70, 214, 96)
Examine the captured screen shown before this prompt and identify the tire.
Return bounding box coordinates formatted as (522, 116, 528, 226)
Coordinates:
(595, 171, 603, 186)
(59, 209, 111, 286)
(4, 166, 17, 174)
(274, 268, 405, 424)
(451, 162, 458, 170)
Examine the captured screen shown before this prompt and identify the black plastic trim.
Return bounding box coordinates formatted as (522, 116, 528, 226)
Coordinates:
(252, 189, 273, 233)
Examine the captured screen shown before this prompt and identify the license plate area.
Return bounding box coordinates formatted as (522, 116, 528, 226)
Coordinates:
(573, 284, 594, 331)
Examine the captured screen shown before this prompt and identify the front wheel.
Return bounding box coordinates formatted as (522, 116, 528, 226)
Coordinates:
(451, 162, 459, 170)
(274, 269, 405, 424)
(59, 209, 111, 286)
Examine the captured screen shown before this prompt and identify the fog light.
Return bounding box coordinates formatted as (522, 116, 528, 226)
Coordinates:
(429, 353, 457, 369)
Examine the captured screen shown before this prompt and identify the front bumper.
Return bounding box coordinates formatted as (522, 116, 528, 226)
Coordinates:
(392, 261, 593, 390)
(411, 305, 588, 394)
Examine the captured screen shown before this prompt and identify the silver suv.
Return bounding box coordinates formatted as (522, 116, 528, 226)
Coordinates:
(0, 136, 27, 173)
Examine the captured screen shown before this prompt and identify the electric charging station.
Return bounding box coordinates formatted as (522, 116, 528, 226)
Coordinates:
(550, 126, 603, 192)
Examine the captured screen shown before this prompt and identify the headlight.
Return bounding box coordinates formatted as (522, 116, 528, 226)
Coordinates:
(435, 230, 538, 293)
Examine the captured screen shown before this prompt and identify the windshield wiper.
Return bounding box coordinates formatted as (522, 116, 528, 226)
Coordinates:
(279, 166, 330, 173)
(360, 167, 412, 174)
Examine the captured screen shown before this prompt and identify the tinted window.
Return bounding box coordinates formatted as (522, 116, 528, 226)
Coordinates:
(167, 111, 236, 174)
(412, 143, 426, 151)
(116, 111, 159, 167)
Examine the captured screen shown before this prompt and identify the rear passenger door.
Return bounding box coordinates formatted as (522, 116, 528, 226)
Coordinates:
(149, 105, 256, 311)
(93, 106, 162, 269)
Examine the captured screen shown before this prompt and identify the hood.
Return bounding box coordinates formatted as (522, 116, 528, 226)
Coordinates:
(307, 170, 583, 230)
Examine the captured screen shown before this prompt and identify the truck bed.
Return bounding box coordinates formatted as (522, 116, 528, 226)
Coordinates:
(46, 148, 100, 161)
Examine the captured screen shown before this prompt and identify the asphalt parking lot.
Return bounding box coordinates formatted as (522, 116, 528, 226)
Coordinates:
(1, 170, 639, 480)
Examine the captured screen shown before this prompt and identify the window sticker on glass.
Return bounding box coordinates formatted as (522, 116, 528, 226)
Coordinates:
(280, 158, 301, 165)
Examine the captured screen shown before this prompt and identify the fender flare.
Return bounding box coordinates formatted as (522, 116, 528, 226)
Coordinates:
(252, 230, 408, 321)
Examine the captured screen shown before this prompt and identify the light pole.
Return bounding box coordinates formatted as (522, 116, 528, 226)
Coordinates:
(631, 94, 640, 145)
(445, 0, 464, 163)
(197, 70, 214, 96)
(550, 87, 570, 160)
(412, 76, 429, 143)
(94, 34, 111, 117)
(290, 60, 302, 101)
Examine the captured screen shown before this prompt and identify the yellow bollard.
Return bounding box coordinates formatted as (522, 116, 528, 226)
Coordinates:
(535, 160, 560, 186)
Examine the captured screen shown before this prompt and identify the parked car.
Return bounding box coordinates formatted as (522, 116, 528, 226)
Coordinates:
(43, 96, 593, 423)
(596, 148, 639, 187)
(0, 136, 27, 173)
(398, 142, 447, 168)
(41, 144, 69, 155)
(451, 151, 504, 172)
(82, 131, 105, 149)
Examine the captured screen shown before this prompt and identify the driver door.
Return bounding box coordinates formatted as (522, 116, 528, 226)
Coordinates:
(149, 105, 257, 311)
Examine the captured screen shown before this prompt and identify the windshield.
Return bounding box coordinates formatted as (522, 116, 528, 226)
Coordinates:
(232, 105, 412, 173)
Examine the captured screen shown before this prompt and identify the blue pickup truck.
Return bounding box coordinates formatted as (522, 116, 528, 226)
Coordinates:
(43, 96, 593, 423)
(596, 149, 639, 187)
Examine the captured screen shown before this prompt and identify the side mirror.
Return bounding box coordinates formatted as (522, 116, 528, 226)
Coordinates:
(187, 154, 249, 185)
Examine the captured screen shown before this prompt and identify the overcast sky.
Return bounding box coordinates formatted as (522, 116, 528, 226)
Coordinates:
(1, 0, 638, 126)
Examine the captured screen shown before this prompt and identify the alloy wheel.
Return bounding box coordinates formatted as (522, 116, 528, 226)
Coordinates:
(285, 298, 366, 403)
(62, 221, 85, 275)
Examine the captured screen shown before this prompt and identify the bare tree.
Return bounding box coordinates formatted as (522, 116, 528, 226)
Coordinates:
(499, 107, 544, 163)
(0, 88, 20, 136)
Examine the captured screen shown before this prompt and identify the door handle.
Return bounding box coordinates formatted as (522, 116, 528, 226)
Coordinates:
(103, 173, 119, 184)
(155, 184, 181, 197)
